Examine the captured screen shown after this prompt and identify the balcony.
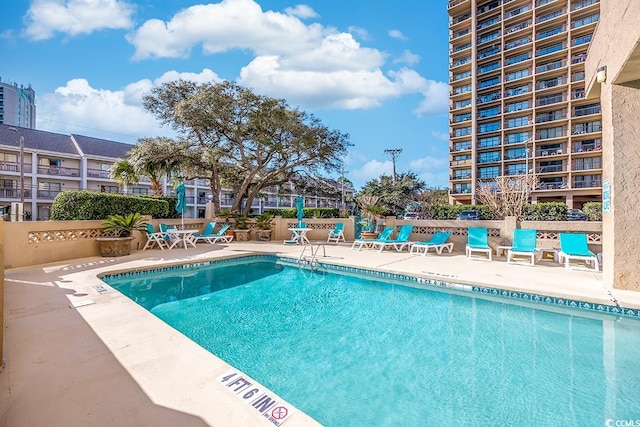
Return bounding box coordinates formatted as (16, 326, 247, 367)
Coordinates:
(37, 189, 63, 200)
(450, 13, 471, 26)
(448, 0, 470, 10)
(87, 168, 111, 179)
(573, 104, 601, 117)
(506, 20, 531, 35)
(537, 76, 566, 90)
(505, 36, 532, 51)
(536, 110, 566, 123)
(536, 181, 567, 190)
(37, 165, 80, 177)
(450, 159, 472, 166)
(537, 8, 566, 24)
(572, 123, 602, 134)
(451, 173, 472, 180)
(0, 162, 33, 173)
(536, 164, 564, 173)
(0, 188, 31, 199)
(536, 93, 565, 107)
(537, 59, 566, 74)
(450, 28, 471, 40)
(450, 188, 472, 194)
(572, 179, 602, 189)
(571, 0, 598, 11)
(505, 5, 532, 20)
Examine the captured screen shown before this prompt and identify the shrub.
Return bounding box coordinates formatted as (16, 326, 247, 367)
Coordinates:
(523, 202, 568, 221)
(102, 213, 147, 237)
(265, 207, 339, 218)
(50, 190, 171, 220)
(582, 202, 602, 221)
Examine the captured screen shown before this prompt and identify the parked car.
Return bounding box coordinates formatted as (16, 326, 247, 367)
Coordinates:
(403, 212, 420, 220)
(567, 208, 588, 221)
(456, 210, 479, 220)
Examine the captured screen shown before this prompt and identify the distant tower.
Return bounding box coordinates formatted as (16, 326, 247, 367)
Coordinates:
(0, 79, 36, 129)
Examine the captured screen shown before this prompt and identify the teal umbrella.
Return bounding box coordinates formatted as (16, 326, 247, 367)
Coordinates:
(296, 196, 304, 227)
(175, 183, 187, 226)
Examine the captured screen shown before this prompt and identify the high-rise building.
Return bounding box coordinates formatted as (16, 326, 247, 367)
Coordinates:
(447, 0, 602, 208)
(0, 80, 36, 129)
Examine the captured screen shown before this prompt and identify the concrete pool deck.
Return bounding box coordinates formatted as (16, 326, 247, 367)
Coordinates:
(2, 241, 640, 426)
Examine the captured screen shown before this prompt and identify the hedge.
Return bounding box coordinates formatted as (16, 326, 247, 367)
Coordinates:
(264, 207, 340, 219)
(50, 190, 175, 220)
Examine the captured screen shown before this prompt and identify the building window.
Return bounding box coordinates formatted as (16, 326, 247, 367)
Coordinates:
(479, 121, 500, 133)
(478, 166, 499, 179)
(478, 136, 500, 148)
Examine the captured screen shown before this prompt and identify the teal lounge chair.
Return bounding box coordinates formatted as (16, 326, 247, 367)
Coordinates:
(507, 229, 537, 266)
(370, 225, 414, 252)
(192, 222, 217, 244)
(327, 223, 345, 243)
(558, 233, 599, 271)
(409, 231, 453, 256)
(351, 227, 394, 251)
(159, 223, 178, 245)
(466, 227, 492, 260)
(142, 223, 169, 251)
(208, 224, 234, 244)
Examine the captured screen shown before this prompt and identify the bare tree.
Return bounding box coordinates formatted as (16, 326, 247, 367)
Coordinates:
(475, 175, 538, 220)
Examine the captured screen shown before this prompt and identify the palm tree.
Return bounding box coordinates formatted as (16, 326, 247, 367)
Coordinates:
(128, 137, 185, 196)
(109, 159, 138, 194)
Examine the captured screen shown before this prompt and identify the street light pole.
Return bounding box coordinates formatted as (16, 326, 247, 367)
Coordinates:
(9, 128, 25, 219)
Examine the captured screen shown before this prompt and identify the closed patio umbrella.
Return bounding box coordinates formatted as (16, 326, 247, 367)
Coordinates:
(296, 196, 304, 227)
(175, 183, 187, 226)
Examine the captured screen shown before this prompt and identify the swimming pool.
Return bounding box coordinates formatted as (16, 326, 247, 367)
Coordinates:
(102, 256, 640, 426)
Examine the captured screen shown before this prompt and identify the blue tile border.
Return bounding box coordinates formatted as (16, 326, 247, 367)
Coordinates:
(100, 254, 640, 321)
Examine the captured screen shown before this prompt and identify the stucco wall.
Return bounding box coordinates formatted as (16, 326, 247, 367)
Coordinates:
(0, 218, 4, 371)
(585, 0, 640, 289)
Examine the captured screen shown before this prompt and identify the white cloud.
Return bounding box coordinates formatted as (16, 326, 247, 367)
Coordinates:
(413, 81, 449, 116)
(431, 130, 449, 141)
(393, 49, 420, 65)
(24, 0, 135, 40)
(123, 0, 440, 114)
(126, 0, 328, 60)
(409, 156, 450, 188)
(352, 160, 393, 185)
(37, 69, 220, 140)
(284, 4, 319, 19)
(388, 29, 407, 40)
(348, 26, 370, 41)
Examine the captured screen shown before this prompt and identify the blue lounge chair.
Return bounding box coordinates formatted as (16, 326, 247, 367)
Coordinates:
(327, 223, 345, 243)
(507, 229, 537, 266)
(142, 223, 169, 251)
(370, 225, 414, 252)
(466, 227, 492, 260)
(558, 233, 599, 271)
(351, 227, 394, 251)
(208, 224, 234, 244)
(409, 231, 453, 256)
(192, 222, 217, 244)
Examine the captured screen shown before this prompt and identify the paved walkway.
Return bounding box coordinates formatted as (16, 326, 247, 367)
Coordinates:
(2, 241, 639, 426)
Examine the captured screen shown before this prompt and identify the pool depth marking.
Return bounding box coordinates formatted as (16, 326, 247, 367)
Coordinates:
(218, 370, 294, 426)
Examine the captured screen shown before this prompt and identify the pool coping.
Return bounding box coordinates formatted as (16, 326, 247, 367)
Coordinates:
(101, 253, 639, 321)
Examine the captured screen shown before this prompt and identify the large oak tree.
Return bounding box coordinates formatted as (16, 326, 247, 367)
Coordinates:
(142, 80, 351, 214)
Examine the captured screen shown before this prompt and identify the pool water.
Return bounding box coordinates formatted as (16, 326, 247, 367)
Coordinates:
(104, 259, 640, 427)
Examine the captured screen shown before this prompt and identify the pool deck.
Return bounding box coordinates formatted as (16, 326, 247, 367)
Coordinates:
(2, 241, 640, 427)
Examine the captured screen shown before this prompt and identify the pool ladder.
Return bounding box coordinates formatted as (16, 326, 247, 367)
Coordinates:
(297, 243, 327, 270)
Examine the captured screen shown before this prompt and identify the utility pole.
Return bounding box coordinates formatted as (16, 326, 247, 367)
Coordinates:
(340, 165, 345, 210)
(384, 148, 402, 182)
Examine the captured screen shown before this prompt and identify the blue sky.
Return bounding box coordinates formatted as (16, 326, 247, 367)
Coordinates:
(0, 0, 450, 190)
